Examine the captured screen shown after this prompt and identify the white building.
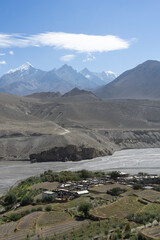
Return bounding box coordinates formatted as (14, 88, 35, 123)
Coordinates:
(42, 191, 57, 199)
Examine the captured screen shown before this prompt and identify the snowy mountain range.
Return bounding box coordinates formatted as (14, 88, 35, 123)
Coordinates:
(0, 62, 117, 95)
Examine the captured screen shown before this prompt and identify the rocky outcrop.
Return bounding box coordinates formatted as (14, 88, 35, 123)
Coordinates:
(29, 145, 110, 163)
(99, 129, 160, 152)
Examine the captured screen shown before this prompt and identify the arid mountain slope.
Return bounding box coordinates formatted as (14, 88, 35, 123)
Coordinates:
(96, 60, 160, 99)
(1, 91, 160, 161)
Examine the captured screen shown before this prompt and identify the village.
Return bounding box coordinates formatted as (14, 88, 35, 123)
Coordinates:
(1, 170, 160, 240)
(41, 171, 160, 202)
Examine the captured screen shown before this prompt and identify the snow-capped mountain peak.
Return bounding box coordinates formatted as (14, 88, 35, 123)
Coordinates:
(105, 70, 118, 78)
(7, 62, 34, 74)
(85, 74, 91, 79)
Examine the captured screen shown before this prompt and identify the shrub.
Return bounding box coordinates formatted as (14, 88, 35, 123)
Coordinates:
(37, 206, 43, 211)
(21, 210, 30, 217)
(31, 208, 37, 212)
(133, 184, 143, 190)
(123, 231, 131, 239)
(45, 205, 52, 211)
(104, 229, 109, 235)
(124, 222, 131, 233)
(21, 195, 33, 206)
(110, 233, 118, 240)
(9, 213, 21, 221)
(134, 212, 156, 224)
(137, 232, 146, 240)
(107, 187, 126, 196)
(42, 196, 54, 203)
(126, 213, 134, 221)
(109, 171, 121, 180)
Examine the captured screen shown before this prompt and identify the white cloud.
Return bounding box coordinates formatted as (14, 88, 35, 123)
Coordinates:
(83, 53, 96, 62)
(0, 61, 6, 64)
(0, 32, 131, 53)
(60, 54, 75, 62)
(0, 53, 5, 56)
(9, 50, 14, 55)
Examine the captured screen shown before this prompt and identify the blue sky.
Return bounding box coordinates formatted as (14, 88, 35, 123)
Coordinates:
(0, 0, 160, 76)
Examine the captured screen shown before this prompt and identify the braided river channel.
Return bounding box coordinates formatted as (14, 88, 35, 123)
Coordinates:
(1, 148, 160, 196)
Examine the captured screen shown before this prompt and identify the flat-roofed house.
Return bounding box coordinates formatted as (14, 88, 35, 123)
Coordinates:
(42, 191, 58, 199)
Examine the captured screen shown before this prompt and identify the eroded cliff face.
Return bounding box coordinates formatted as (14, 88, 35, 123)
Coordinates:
(100, 129, 160, 152)
(1, 129, 160, 162)
(28, 129, 160, 163)
(29, 145, 110, 162)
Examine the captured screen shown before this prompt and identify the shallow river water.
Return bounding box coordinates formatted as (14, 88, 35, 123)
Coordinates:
(1, 148, 160, 196)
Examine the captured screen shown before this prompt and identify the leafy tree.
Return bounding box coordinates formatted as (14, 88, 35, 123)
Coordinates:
(109, 171, 121, 180)
(138, 172, 148, 176)
(107, 187, 126, 196)
(123, 222, 131, 239)
(78, 202, 92, 218)
(45, 205, 52, 211)
(21, 195, 33, 206)
(80, 169, 94, 179)
(124, 222, 131, 231)
(133, 184, 143, 190)
(4, 192, 17, 205)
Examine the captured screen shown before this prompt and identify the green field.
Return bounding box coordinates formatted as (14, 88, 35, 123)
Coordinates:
(91, 196, 144, 219)
(38, 211, 72, 226)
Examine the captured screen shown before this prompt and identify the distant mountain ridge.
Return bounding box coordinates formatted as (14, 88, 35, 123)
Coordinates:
(95, 60, 160, 99)
(0, 63, 116, 96)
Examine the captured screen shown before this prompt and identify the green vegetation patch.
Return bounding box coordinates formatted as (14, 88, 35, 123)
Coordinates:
(135, 189, 160, 202)
(62, 195, 91, 209)
(142, 203, 160, 215)
(38, 211, 72, 226)
(91, 196, 144, 219)
(54, 219, 128, 240)
(107, 187, 126, 196)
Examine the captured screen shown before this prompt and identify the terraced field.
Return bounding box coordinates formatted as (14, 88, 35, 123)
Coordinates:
(90, 196, 144, 219)
(135, 189, 160, 202)
(141, 203, 160, 215)
(142, 226, 160, 239)
(18, 211, 43, 230)
(42, 220, 88, 238)
(0, 230, 30, 240)
(38, 211, 72, 226)
(0, 222, 17, 239)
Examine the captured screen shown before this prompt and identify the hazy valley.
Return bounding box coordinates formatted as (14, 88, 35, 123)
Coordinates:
(1, 60, 160, 162)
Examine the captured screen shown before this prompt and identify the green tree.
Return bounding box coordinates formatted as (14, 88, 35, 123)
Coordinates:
(21, 195, 33, 206)
(45, 205, 52, 211)
(4, 192, 17, 205)
(107, 187, 126, 196)
(123, 222, 131, 239)
(109, 171, 121, 180)
(78, 202, 92, 218)
(80, 169, 94, 179)
(133, 184, 143, 190)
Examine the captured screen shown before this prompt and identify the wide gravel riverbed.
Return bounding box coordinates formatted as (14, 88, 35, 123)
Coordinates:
(1, 148, 160, 196)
